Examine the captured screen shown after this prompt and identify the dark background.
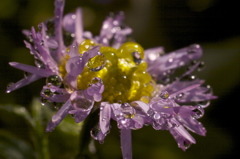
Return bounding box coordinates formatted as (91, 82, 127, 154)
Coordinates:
(0, 0, 239, 158)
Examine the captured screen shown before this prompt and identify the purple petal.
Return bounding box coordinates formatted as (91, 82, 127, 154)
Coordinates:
(31, 27, 59, 71)
(172, 124, 196, 144)
(62, 13, 76, 33)
(9, 62, 53, 77)
(46, 99, 72, 132)
(144, 46, 164, 62)
(75, 8, 84, 44)
(65, 56, 84, 76)
(120, 129, 132, 159)
(147, 44, 202, 80)
(177, 115, 206, 136)
(69, 109, 91, 123)
(54, 0, 65, 61)
(6, 74, 42, 93)
(169, 84, 201, 98)
(131, 101, 149, 114)
(99, 102, 111, 134)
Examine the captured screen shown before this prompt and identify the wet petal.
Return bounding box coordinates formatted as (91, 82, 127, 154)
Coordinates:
(6, 74, 42, 93)
(46, 99, 72, 132)
(9, 62, 53, 77)
(120, 129, 132, 159)
(99, 102, 111, 134)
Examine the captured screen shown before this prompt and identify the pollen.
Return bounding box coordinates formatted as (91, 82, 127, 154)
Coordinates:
(60, 40, 154, 103)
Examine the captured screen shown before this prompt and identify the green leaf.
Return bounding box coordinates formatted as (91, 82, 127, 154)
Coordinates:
(0, 104, 34, 127)
(0, 130, 35, 159)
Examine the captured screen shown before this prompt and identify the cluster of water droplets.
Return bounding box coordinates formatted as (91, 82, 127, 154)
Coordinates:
(40, 75, 64, 110)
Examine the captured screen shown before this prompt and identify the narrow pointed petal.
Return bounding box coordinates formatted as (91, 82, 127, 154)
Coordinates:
(75, 8, 84, 44)
(46, 99, 72, 132)
(99, 103, 111, 134)
(6, 74, 42, 93)
(54, 0, 65, 61)
(120, 129, 132, 159)
(173, 125, 196, 144)
(170, 84, 201, 98)
(9, 62, 53, 77)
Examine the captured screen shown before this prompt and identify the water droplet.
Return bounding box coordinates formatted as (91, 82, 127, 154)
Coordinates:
(23, 72, 30, 78)
(35, 59, 44, 68)
(197, 61, 205, 71)
(28, 33, 33, 42)
(40, 97, 51, 105)
(52, 102, 63, 110)
(44, 89, 53, 97)
(182, 75, 196, 81)
(168, 58, 173, 63)
(46, 75, 62, 87)
(187, 44, 199, 54)
(153, 113, 160, 120)
(86, 53, 106, 72)
(71, 91, 93, 110)
(147, 109, 154, 116)
(45, 18, 55, 37)
(121, 103, 136, 118)
(7, 82, 14, 91)
(90, 125, 100, 140)
(202, 84, 212, 94)
(193, 106, 204, 119)
(52, 115, 61, 122)
(132, 52, 142, 65)
(183, 141, 191, 149)
(198, 101, 210, 108)
(190, 75, 196, 80)
(38, 24, 42, 31)
(40, 40, 44, 46)
(160, 91, 169, 99)
(176, 93, 184, 100)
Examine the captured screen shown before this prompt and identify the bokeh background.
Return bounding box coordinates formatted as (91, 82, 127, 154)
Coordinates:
(0, 0, 239, 158)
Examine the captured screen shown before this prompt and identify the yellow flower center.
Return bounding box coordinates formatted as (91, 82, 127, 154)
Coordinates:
(60, 39, 154, 103)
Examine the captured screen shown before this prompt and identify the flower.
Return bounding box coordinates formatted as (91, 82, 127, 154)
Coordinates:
(6, 0, 217, 158)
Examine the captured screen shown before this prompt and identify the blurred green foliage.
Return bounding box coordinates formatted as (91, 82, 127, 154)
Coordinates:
(0, 0, 239, 158)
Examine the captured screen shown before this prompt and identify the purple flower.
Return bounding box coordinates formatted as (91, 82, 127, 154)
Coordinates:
(6, 0, 217, 158)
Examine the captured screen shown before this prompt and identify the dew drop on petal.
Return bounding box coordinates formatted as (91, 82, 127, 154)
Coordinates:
(40, 40, 44, 46)
(35, 59, 44, 68)
(6, 82, 14, 92)
(44, 89, 54, 97)
(86, 53, 106, 72)
(90, 125, 100, 140)
(147, 109, 154, 116)
(187, 44, 199, 54)
(70, 91, 93, 110)
(52, 102, 63, 110)
(132, 51, 142, 65)
(197, 61, 205, 71)
(23, 72, 30, 78)
(40, 97, 51, 105)
(193, 106, 204, 119)
(38, 23, 42, 31)
(168, 58, 173, 63)
(160, 91, 169, 99)
(52, 114, 61, 122)
(46, 75, 62, 87)
(176, 93, 184, 100)
(121, 103, 136, 118)
(183, 141, 191, 149)
(153, 113, 160, 120)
